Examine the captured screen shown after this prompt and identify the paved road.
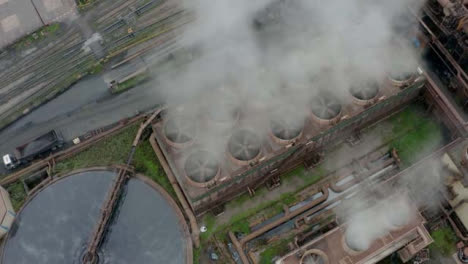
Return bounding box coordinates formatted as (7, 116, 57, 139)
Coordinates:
(0, 72, 163, 176)
(0, 30, 180, 176)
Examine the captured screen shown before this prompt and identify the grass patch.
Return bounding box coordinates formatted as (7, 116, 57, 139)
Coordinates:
(282, 165, 306, 181)
(429, 227, 457, 256)
(279, 192, 297, 205)
(132, 139, 175, 198)
(53, 123, 175, 197)
(230, 219, 250, 234)
(13, 23, 61, 51)
(200, 213, 217, 241)
(88, 62, 104, 75)
(111, 73, 150, 94)
(193, 246, 201, 264)
(388, 106, 443, 167)
(207, 165, 326, 241)
(300, 165, 326, 186)
(259, 239, 290, 264)
(54, 125, 138, 174)
(6, 182, 27, 211)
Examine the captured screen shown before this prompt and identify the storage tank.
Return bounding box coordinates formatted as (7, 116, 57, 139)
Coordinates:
(1, 170, 191, 264)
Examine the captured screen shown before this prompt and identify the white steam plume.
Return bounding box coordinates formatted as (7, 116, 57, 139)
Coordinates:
(153, 0, 425, 158)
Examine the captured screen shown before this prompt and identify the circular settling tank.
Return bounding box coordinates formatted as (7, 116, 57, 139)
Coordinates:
(1, 170, 190, 264)
(184, 150, 220, 188)
(310, 95, 342, 125)
(228, 129, 261, 166)
(349, 83, 379, 106)
(164, 117, 197, 148)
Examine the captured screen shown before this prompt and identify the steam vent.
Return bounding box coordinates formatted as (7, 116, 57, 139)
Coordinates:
(228, 129, 261, 165)
(388, 72, 415, 87)
(350, 82, 380, 105)
(1, 170, 191, 264)
(184, 150, 220, 187)
(164, 117, 197, 148)
(300, 250, 329, 264)
(344, 232, 368, 252)
(310, 95, 342, 125)
(270, 115, 304, 144)
(207, 100, 239, 123)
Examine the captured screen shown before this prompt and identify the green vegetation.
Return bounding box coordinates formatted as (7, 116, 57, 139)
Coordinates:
(429, 227, 457, 256)
(230, 219, 250, 234)
(201, 164, 326, 244)
(200, 213, 217, 241)
(259, 239, 290, 264)
(279, 192, 297, 205)
(133, 139, 175, 198)
(52, 123, 175, 196)
(13, 24, 61, 50)
(88, 62, 104, 75)
(6, 182, 27, 211)
(54, 125, 137, 174)
(111, 73, 150, 94)
(388, 106, 443, 167)
(192, 247, 201, 264)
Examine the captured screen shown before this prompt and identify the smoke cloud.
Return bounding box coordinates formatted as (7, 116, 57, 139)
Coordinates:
(344, 193, 414, 251)
(153, 0, 424, 158)
(341, 159, 447, 252)
(152, 0, 438, 255)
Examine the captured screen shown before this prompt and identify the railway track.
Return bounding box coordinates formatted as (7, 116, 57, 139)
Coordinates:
(0, 52, 95, 104)
(105, 9, 189, 53)
(0, 37, 86, 102)
(0, 29, 82, 82)
(96, 0, 165, 34)
(0, 53, 96, 122)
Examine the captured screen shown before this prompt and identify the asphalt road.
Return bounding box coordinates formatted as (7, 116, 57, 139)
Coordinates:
(0, 73, 163, 176)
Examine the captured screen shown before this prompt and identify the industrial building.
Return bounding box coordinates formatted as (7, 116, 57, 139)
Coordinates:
(0, 0, 466, 263)
(152, 75, 427, 216)
(147, 0, 468, 263)
(276, 212, 433, 264)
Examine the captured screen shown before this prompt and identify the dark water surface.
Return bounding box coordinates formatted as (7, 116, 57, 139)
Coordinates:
(100, 179, 187, 264)
(2, 171, 187, 264)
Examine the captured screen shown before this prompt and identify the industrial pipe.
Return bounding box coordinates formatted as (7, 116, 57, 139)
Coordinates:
(150, 134, 200, 247)
(440, 203, 468, 241)
(240, 186, 329, 244)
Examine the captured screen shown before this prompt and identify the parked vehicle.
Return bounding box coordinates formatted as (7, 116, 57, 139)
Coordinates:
(2, 130, 64, 170)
